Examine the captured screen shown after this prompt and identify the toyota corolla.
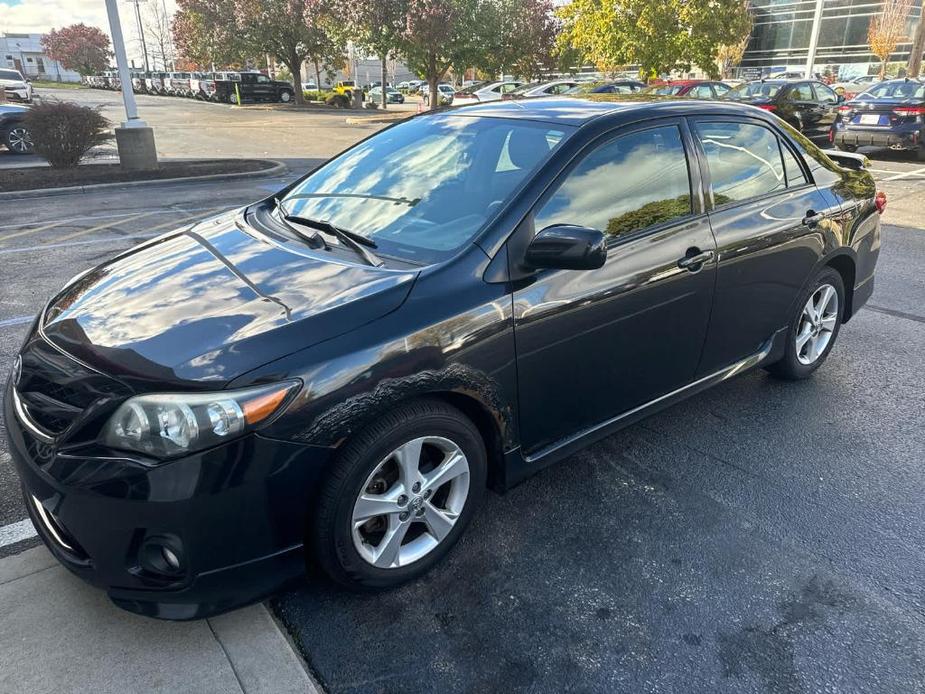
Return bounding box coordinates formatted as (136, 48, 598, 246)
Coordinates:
(5, 98, 882, 619)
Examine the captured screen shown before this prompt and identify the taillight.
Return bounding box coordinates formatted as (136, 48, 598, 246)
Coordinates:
(757, 104, 777, 111)
(892, 106, 925, 117)
(875, 191, 887, 214)
(837, 105, 853, 113)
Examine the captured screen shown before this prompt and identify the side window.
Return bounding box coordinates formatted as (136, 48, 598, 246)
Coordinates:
(814, 83, 838, 104)
(257, 74, 270, 83)
(712, 83, 731, 97)
(694, 121, 786, 204)
(789, 83, 814, 100)
(690, 84, 714, 99)
(534, 125, 692, 239)
(781, 144, 808, 186)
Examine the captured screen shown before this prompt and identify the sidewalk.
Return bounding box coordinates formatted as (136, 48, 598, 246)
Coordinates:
(0, 546, 321, 694)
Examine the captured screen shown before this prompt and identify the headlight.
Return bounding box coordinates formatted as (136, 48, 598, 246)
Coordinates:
(101, 381, 300, 459)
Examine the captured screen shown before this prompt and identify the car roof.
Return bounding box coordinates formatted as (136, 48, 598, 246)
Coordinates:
(0, 104, 28, 114)
(445, 96, 777, 126)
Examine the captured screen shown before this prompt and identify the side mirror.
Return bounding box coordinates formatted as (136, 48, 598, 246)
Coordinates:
(524, 224, 607, 271)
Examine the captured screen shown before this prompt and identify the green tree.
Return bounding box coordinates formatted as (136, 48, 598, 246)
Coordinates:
(557, 0, 751, 78)
(338, 0, 409, 109)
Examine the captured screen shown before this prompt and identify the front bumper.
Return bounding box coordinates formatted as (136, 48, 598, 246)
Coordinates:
(5, 379, 335, 619)
(2, 87, 31, 102)
(834, 127, 921, 150)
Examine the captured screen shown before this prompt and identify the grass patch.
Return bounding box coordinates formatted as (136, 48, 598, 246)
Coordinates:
(30, 80, 85, 90)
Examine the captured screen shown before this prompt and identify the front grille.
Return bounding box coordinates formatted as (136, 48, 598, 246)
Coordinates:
(14, 335, 131, 439)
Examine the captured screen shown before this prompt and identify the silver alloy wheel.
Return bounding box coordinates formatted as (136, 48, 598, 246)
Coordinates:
(796, 283, 838, 365)
(7, 127, 32, 153)
(280, 91, 291, 102)
(351, 436, 470, 569)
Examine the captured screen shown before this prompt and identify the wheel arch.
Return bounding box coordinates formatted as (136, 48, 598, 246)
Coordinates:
(825, 251, 857, 321)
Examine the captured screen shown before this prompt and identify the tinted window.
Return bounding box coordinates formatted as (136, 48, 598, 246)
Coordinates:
(0, 69, 23, 80)
(814, 83, 838, 103)
(694, 122, 786, 204)
(713, 83, 731, 96)
(781, 145, 808, 186)
(858, 80, 925, 99)
(535, 126, 692, 238)
(727, 82, 782, 99)
(789, 83, 814, 100)
(281, 116, 571, 263)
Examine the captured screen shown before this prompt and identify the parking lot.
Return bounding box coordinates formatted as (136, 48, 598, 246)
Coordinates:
(2, 92, 925, 691)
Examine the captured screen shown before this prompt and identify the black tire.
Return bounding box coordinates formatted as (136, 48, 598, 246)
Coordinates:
(312, 398, 487, 590)
(766, 267, 845, 380)
(279, 90, 292, 103)
(837, 143, 857, 153)
(5, 125, 33, 154)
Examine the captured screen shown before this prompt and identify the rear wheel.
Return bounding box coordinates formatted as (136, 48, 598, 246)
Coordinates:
(279, 90, 292, 103)
(766, 267, 844, 380)
(313, 399, 486, 590)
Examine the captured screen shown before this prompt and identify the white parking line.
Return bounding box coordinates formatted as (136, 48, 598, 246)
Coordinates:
(0, 519, 37, 548)
(882, 166, 925, 182)
(0, 315, 34, 328)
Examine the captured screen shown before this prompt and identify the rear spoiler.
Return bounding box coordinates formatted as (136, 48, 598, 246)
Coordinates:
(821, 149, 870, 171)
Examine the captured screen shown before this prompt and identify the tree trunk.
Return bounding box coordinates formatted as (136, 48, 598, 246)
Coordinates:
(287, 52, 305, 105)
(429, 76, 439, 110)
(909, 8, 925, 78)
(880, 57, 887, 80)
(380, 51, 388, 110)
(314, 60, 322, 96)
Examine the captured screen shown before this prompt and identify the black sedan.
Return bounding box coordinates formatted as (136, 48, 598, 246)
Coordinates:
(0, 104, 33, 154)
(5, 98, 882, 619)
(723, 79, 842, 141)
(831, 78, 925, 160)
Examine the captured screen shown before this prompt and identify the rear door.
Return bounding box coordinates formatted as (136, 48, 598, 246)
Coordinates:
(811, 83, 840, 131)
(513, 120, 717, 455)
(690, 117, 841, 375)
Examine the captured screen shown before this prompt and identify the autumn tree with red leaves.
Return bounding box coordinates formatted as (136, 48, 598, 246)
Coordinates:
(42, 24, 112, 76)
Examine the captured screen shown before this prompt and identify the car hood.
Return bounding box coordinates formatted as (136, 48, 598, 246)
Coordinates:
(0, 78, 27, 88)
(40, 211, 417, 389)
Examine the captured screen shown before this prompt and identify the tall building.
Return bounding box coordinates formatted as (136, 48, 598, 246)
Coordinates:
(1, 33, 81, 82)
(741, 0, 924, 77)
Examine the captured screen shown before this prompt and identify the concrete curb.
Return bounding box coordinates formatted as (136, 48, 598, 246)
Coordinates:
(0, 545, 322, 694)
(344, 112, 413, 125)
(0, 160, 288, 201)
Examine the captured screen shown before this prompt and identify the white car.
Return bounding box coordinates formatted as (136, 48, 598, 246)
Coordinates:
(831, 75, 881, 99)
(452, 81, 522, 106)
(422, 83, 456, 106)
(0, 68, 33, 103)
(503, 79, 581, 100)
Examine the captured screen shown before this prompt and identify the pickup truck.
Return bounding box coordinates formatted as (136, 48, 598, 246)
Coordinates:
(213, 72, 295, 104)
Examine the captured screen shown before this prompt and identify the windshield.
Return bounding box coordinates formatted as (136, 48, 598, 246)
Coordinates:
(857, 80, 925, 100)
(726, 82, 782, 99)
(0, 69, 23, 81)
(281, 115, 571, 263)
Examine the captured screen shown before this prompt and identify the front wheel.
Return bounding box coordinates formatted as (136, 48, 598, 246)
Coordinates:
(312, 399, 487, 590)
(766, 267, 844, 380)
(5, 125, 33, 154)
(279, 90, 292, 103)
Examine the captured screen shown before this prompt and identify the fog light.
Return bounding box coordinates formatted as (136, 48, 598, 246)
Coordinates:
(138, 535, 184, 578)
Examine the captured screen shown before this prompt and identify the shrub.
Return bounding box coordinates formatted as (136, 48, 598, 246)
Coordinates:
(23, 99, 111, 168)
(303, 89, 333, 102)
(325, 94, 351, 108)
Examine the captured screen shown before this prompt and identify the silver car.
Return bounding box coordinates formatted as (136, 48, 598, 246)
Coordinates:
(452, 81, 522, 106)
(503, 79, 580, 100)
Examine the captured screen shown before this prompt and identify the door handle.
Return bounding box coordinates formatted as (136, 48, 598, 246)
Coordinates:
(802, 211, 825, 227)
(677, 249, 715, 271)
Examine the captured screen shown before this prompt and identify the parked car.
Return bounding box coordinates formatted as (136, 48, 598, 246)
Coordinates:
(164, 72, 193, 96)
(831, 75, 882, 100)
(333, 80, 357, 97)
(144, 72, 167, 95)
(722, 79, 841, 141)
(0, 68, 33, 103)
(422, 83, 456, 106)
(301, 81, 318, 91)
(768, 71, 825, 81)
(5, 97, 882, 619)
(502, 79, 580, 100)
(563, 80, 646, 95)
(367, 86, 405, 104)
(451, 81, 522, 105)
(214, 71, 294, 104)
(831, 78, 925, 160)
(643, 80, 731, 99)
(0, 104, 32, 153)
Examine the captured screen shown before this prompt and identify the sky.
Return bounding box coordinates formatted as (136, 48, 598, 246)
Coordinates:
(0, 0, 178, 66)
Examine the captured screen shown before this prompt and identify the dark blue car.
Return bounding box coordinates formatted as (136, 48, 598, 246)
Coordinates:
(832, 78, 925, 160)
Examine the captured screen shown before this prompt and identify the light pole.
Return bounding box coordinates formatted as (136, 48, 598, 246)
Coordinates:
(105, 0, 158, 169)
(804, 0, 824, 79)
(128, 0, 151, 73)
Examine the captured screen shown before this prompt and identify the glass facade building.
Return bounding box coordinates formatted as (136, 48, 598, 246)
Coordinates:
(741, 0, 924, 75)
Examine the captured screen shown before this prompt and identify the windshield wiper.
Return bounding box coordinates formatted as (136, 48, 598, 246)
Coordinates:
(284, 214, 383, 267)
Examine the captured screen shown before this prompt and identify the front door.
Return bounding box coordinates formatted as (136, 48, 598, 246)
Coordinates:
(513, 121, 717, 456)
(689, 117, 842, 375)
